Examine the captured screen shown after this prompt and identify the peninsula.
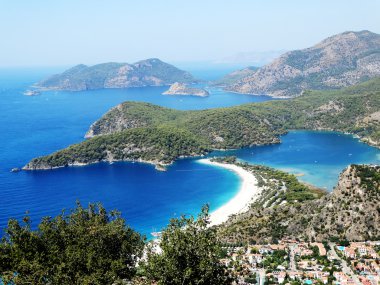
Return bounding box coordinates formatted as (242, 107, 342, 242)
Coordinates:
(162, 82, 209, 97)
(23, 78, 380, 170)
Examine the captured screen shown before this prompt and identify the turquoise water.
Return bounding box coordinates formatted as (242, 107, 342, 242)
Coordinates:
(212, 131, 380, 190)
(0, 67, 379, 236)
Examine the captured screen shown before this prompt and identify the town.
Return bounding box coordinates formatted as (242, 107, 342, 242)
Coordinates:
(222, 240, 380, 285)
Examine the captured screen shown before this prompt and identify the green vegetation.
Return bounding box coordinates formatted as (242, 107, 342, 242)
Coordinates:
(36, 58, 195, 91)
(25, 126, 209, 170)
(353, 164, 380, 193)
(245, 164, 325, 206)
(262, 250, 288, 270)
(211, 156, 325, 206)
(26, 78, 380, 169)
(142, 206, 233, 285)
(0, 203, 145, 285)
(217, 164, 380, 244)
(0, 205, 234, 285)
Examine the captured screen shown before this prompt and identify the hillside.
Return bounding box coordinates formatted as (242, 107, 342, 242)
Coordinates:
(212, 66, 258, 86)
(217, 163, 380, 243)
(223, 31, 380, 97)
(24, 78, 380, 170)
(34, 58, 196, 91)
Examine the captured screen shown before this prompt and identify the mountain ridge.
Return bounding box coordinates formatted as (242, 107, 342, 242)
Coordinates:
(224, 30, 380, 97)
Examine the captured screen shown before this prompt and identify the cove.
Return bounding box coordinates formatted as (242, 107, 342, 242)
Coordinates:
(1, 67, 379, 237)
(211, 130, 380, 190)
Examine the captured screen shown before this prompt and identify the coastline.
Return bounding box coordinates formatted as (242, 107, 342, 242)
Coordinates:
(197, 158, 262, 226)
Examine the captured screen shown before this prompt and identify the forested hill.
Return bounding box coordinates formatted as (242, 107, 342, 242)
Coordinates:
(24, 78, 380, 170)
(33, 58, 196, 91)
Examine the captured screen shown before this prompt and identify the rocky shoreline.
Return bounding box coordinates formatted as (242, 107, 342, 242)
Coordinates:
(163, 82, 209, 97)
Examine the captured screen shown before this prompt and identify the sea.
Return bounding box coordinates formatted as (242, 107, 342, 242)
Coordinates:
(0, 65, 379, 236)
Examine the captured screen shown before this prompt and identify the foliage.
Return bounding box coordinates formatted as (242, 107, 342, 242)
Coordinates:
(217, 163, 380, 244)
(262, 250, 289, 270)
(142, 205, 233, 285)
(26, 126, 209, 169)
(0, 203, 145, 285)
(244, 164, 325, 206)
(353, 164, 380, 193)
(37, 59, 195, 91)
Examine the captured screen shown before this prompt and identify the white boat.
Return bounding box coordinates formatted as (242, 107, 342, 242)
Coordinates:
(151, 231, 162, 238)
(23, 90, 40, 96)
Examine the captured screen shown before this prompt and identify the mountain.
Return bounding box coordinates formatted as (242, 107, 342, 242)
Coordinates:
(23, 78, 380, 170)
(217, 162, 380, 243)
(212, 66, 258, 86)
(214, 50, 287, 66)
(34, 58, 196, 91)
(224, 30, 380, 97)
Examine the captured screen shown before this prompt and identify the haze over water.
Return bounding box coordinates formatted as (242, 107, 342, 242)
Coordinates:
(0, 67, 379, 236)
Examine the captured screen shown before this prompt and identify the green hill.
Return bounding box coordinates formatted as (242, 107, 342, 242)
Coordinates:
(34, 58, 196, 91)
(24, 78, 380, 170)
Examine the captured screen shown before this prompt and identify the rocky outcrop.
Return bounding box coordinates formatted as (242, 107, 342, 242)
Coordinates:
(218, 164, 380, 243)
(225, 31, 380, 97)
(34, 59, 196, 91)
(162, 82, 209, 97)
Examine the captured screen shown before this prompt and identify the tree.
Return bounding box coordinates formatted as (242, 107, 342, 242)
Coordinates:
(143, 205, 233, 285)
(0, 202, 145, 285)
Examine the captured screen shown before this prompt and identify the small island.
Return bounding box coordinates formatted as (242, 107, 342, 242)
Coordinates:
(32, 58, 196, 92)
(163, 82, 209, 97)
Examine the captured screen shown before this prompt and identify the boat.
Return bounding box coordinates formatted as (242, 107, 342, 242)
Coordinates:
(23, 90, 40, 96)
(151, 231, 162, 238)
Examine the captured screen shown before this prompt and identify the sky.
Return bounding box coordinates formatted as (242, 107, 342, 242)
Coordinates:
(1, 0, 379, 67)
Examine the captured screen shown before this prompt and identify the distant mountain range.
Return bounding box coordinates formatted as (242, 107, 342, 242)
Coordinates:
(222, 30, 380, 97)
(214, 50, 287, 66)
(34, 58, 196, 91)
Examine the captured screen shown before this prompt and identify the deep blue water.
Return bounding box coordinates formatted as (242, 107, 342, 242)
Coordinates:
(0, 67, 379, 236)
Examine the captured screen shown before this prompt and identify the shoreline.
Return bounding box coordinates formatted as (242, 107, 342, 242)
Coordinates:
(197, 158, 262, 226)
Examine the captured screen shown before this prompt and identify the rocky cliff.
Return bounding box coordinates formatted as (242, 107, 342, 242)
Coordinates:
(34, 58, 196, 91)
(225, 31, 380, 97)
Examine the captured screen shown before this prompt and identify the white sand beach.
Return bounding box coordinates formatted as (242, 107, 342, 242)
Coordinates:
(197, 159, 262, 226)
